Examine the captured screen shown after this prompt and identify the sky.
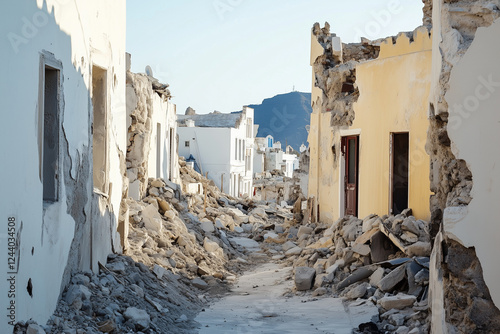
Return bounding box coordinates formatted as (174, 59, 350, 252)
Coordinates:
(126, 0, 424, 115)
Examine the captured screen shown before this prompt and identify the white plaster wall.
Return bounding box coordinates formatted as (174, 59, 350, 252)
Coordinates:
(444, 17, 500, 307)
(177, 107, 254, 197)
(178, 127, 232, 193)
(146, 96, 179, 183)
(0, 0, 126, 330)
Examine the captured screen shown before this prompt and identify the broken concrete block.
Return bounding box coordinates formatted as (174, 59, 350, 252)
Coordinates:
(26, 324, 46, 334)
(378, 264, 406, 292)
(65, 285, 92, 305)
(352, 243, 370, 256)
(151, 179, 165, 188)
(295, 267, 316, 291)
(362, 215, 378, 232)
(369, 267, 385, 286)
(406, 241, 431, 257)
(285, 246, 303, 256)
(203, 237, 221, 253)
(338, 265, 377, 290)
(297, 226, 314, 238)
(141, 204, 163, 233)
(379, 294, 416, 310)
(346, 282, 369, 299)
(200, 219, 215, 233)
(124, 307, 150, 330)
(191, 277, 208, 289)
(282, 241, 297, 252)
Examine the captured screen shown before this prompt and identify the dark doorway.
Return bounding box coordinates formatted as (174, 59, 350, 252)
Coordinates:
(343, 136, 359, 216)
(391, 133, 409, 214)
(92, 65, 108, 193)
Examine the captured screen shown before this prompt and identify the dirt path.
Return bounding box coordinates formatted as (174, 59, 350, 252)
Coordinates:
(194, 251, 378, 333)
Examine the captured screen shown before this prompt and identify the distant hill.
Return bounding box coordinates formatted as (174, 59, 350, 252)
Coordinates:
(247, 92, 311, 151)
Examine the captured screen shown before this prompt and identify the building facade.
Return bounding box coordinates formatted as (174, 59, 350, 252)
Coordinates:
(308, 25, 431, 224)
(0, 0, 126, 330)
(177, 107, 255, 197)
(126, 58, 180, 201)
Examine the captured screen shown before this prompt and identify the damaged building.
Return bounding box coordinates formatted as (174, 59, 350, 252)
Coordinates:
(308, 0, 500, 332)
(0, 0, 127, 331)
(308, 24, 432, 224)
(177, 107, 255, 198)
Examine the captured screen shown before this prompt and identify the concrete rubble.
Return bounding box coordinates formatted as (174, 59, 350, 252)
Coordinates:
(12, 156, 299, 333)
(254, 208, 432, 333)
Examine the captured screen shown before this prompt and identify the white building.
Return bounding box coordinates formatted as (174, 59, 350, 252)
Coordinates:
(0, 0, 126, 330)
(177, 107, 255, 197)
(126, 57, 180, 201)
(254, 135, 299, 178)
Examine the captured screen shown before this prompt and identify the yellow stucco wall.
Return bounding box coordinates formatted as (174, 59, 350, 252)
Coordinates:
(308, 27, 432, 223)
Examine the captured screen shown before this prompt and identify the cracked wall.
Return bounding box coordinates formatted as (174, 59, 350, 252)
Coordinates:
(126, 68, 180, 203)
(428, 0, 500, 332)
(0, 1, 127, 331)
(308, 23, 431, 224)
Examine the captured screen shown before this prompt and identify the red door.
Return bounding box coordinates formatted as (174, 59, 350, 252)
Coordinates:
(343, 136, 359, 216)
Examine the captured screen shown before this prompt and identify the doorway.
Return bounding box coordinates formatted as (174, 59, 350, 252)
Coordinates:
(342, 136, 359, 216)
(390, 133, 409, 214)
(92, 65, 108, 194)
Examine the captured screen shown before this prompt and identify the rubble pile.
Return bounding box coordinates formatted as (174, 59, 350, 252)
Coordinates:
(15, 160, 295, 333)
(258, 208, 431, 333)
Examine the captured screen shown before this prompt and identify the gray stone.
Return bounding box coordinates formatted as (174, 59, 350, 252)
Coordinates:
(27, 324, 46, 334)
(282, 241, 297, 251)
(378, 264, 406, 292)
(352, 243, 371, 256)
(234, 226, 244, 233)
(192, 277, 208, 289)
(295, 266, 316, 291)
(65, 285, 92, 305)
(312, 287, 327, 296)
(346, 283, 369, 299)
(286, 246, 303, 256)
(406, 241, 431, 257)
(106, 261, 126, 274)
(123, 307, 150, 330)
(200, 219, 215, 233)
(379, 294, 416, 310)
(369, 267, 385, 286)
(297, 226, 314, 238)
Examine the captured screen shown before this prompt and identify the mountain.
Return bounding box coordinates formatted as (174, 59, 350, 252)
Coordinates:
(247, 91, 312, 151)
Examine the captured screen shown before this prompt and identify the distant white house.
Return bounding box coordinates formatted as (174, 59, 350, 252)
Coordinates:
(177, 107, 255, 197)
(254, 135, 299, 178)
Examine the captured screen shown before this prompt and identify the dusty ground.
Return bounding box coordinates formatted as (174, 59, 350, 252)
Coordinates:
(194, 242, 378, 334)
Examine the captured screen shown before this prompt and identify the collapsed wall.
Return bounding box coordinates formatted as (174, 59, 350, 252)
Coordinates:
(427, 0, 500, 332)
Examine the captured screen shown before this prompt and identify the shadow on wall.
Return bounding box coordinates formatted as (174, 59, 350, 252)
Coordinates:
(1, 0, 122, 328)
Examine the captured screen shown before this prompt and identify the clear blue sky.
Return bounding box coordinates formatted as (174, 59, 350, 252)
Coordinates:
(126, 0, 424, 114)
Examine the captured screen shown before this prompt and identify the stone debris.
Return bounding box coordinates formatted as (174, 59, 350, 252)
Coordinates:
(14, 156, 433, 333)
(257, 208, 431, 333)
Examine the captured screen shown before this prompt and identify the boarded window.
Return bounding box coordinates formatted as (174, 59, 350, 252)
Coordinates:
(42, 67, 60, 202)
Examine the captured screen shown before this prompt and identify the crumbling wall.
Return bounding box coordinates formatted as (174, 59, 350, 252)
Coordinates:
(126, 72, 155, 200)
(308, 23, 380, 224)
(427, 0, 500, 332)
